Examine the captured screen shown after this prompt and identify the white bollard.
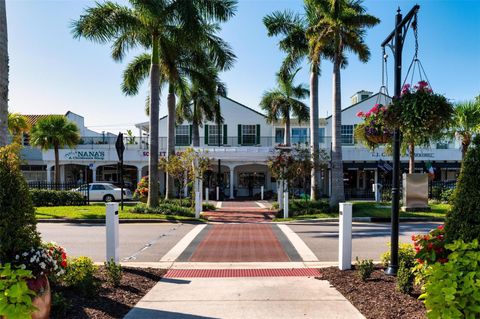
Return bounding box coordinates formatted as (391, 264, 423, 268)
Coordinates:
(261, 186, 264, 200)
(278, 181, 283, 210)
(283, 191, 289, 219)
(216, 186, 220, 201)
(339, 203, 353, 270)
(195, 191, 201, 218)
(205, 187, 209, 203)
(106, 202, 119, 263)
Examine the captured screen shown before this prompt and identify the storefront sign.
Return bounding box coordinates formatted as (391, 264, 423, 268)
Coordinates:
(371, 152, 434, 158)
(65, 151, 106, 160)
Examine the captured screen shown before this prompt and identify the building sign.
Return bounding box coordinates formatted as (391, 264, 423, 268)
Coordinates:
(371, 151, 434, 159)
(65, 151, 105, 160)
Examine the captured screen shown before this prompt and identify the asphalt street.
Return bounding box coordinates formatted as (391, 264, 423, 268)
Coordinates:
(38, 221, 441, 263)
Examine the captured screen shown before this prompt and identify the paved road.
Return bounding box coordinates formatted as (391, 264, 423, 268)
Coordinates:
(289, 221, 441, 261)
(38, 221, 440, 263)
(38, 223, 196, 262)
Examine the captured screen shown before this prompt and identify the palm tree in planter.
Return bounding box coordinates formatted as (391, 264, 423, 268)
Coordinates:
(30, 115, 80, 184)
(176, 67, 225, 147)
(450, 100, 480, 160)
(260, 69, 309, 146)
(307, 0, 379, 207)
(73, 0, 236, 206)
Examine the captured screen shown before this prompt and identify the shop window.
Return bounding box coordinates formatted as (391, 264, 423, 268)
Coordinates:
(238, 172, 265, 188)
(341, 125, 354, 145)
(242, 125, 257, 145)
(292, 128, 308, 143)
(175, 125, 190, 146)
(209, 125, 223, 146)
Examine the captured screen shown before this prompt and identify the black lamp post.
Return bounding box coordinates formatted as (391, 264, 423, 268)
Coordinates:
(381, 4, 420, 276)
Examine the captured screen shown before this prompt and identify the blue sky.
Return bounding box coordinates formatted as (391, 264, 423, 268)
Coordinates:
(6, 0, 480, 134)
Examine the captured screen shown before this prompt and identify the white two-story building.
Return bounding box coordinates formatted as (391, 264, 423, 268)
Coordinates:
(20, 92, 462, 199)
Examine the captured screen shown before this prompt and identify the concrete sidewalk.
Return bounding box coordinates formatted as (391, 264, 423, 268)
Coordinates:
(124, 276, 364, 319)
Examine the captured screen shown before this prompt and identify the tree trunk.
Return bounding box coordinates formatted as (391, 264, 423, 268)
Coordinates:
(284, 114, 291, 146)
(147, 34, 160, 208)
(330, 59, 345, 207)
(409, 142, 415, 174)
(165, 83, 176, 199)
(192, 101, 200, 147)
(461, 140, 469, 160)
(310, 68, 319, 200)
(0, 0, 8, 147)
(54, 146, 60, 185)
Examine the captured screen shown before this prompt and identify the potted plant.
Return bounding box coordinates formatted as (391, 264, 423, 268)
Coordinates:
(355, 103, 393, 150)
(12, 242, 68, 319)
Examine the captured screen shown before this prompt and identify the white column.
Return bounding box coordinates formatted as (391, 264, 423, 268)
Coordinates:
(283, 184, 289, 219)
(229, 166, 235, 199)
(278, 180, 283, 210)
(46, 164, 53, 183)
(183, 173, 188, 198)
(339, 203, 353, 270)
(92, 165, 97, 182)
(137, 165, 143, 185)
(60, 165, 65, 183)
(106, 202, 119, 263)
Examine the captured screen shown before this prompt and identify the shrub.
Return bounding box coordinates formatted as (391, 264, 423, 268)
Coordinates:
(440, 188, 454, 203)
(63, 256, 98, 295)
(104, 258, 122, 287)
(355, 257, 374, 281)
(133, 176, 149, 201)
(380, 243, 416, 268)
(0, 145, 41, 264)
(445, 136, 480, 243)
(0, 263, 36, 319)
(419, 240, 480, 319)
(30, 189, 85, 206)
(131, 203, 195, 217)
(51, 291, 71, 318)
(396, 261, 414, 294)
(412, 225, 448, 266)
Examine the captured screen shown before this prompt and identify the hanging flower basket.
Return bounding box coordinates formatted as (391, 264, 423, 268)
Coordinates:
(355, 104, 393, 150)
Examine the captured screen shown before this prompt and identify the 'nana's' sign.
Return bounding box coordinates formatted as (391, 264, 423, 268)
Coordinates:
(65, 151, 105, 160)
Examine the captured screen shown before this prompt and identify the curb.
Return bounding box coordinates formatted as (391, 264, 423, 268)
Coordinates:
(37, 218, 206, 224)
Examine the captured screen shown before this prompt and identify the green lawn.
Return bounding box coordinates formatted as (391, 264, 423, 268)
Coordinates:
(352, 202, 450, 219)
(273, 201, 450, 221)
(35, 203, 201, 221)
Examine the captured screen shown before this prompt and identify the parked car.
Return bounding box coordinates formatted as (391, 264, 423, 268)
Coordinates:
(73, 182, 133, 202)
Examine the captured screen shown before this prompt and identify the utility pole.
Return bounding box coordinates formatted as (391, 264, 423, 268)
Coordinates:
(381, 5, 420, 276)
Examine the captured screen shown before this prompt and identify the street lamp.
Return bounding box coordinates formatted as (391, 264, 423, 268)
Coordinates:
(381, 4, 420, 276)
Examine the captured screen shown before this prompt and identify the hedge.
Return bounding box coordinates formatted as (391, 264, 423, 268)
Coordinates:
(30, 189, 85, 207)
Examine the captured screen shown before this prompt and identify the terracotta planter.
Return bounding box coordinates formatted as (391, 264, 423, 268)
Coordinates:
(28, 275, 51, 319)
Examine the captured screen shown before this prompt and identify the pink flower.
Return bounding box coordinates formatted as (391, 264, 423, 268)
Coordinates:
(365, 111, 372, 117)
(356, 111, 364, 117)
(437, 225, 444, 231)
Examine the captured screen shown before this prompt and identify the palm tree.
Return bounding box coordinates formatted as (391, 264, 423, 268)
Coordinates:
(30, 115, 80, 184)
(260, 69, 309, 146)
(72, 0, 236, 206)
(7, 113, 29, 144)
(0, 0, 8, 147)
(307, 0, 379, 207)
(176, 68, 225, 147)
(264, 6, 336, 200)
(451, 100, 480, 159)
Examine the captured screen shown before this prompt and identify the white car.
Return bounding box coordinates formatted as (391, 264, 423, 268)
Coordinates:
(74, 183, 133, 202)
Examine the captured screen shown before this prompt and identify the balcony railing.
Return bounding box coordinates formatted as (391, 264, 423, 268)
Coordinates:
(27, 135, 459, 151)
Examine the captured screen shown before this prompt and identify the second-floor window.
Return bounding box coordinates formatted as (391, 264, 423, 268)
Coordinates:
(242, 125, 257, 145)
(208, 125, 223, 146)
(341, 125, 354, 145)
(175, 125, 190, 146)
(291, 128, 308, 143)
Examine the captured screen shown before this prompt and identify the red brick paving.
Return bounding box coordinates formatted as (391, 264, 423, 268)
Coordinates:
(202, 210, 276, 223)
(164, 268, 321, 278)
(189, 224, 290, 262)
(220, 201, 261, 208)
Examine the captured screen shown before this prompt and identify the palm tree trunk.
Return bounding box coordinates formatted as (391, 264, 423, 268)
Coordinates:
(0, 0, 8, 147)
(147, 34, 160, 208)
(461, 140, 469, 160)
(192, 101, 200, 147)
(54, 146, 60, 185)
(310, 67, 319, 200)
(284, 114, 291, 146)
(165, 83, 176, 199)
(330, 59, 345, 207)
(409, 142, 415, 174)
